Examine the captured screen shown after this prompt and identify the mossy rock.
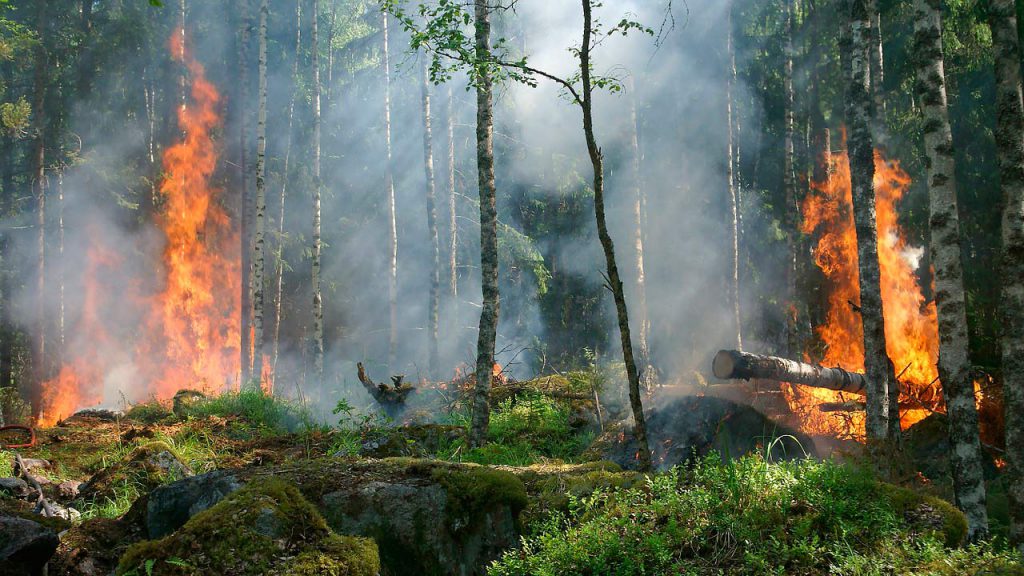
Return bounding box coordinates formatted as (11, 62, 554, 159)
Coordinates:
(79, 441, 193, 504)
(116, 478, 379, 576)
(877, 483, 968, 547)
(0, 494, 71, 533)
(125, 401, 175, 424)
(357, 424, 466, 458)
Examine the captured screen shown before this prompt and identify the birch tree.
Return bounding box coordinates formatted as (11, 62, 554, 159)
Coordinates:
(382, 11, 399, 369)
(312, 0, 325, 385)
(239, 0, 253, 384)
(422, 58, 440, 379)
(845, 0, 896, 443)
(912, 0, 988, 539)
(249, 0, 268, 390)
(627, 77, 653, 383)
(447, 84, 458, 334)
(273, 0, 302, 379)
(726, 3, 742, 352)
(783, 0, 799, 357)
(987, 0, 1024, 553)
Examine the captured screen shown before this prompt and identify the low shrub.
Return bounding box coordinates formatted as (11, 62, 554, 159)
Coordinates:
(178, 390, 312, 434)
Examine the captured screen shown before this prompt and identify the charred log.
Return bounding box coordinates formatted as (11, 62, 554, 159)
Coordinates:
(712, 349, 867, 394)
(356, 362, 415, 413)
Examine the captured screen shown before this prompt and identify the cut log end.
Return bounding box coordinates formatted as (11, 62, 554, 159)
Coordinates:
(712, 349, 740, 380)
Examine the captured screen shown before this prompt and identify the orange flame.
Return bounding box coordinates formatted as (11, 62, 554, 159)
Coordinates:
(784, 142, 942, 437)
(37, 29, 242, 425)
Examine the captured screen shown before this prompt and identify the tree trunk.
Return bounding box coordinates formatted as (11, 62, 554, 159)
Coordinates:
(783, 0, 799, 358)
(867, 0, 885, 120)
(579, 0, 651, 471)
(76, 0, 95, 99)
(988, 0, 1024, 553)
(846, 0, 896, 443)
(421, 59, 440, 379)
(273, 0, 302, 382)
(726, 3, 742, 352)
(447, 84, 459, 334)
(382, 12, 398, 369)
(250, 0, 268, 391)
(713, 349, 868, 393)
(912, 0, 989, 539)
(628, 78, 653, 383)
(468, 0, 500, 449)
(57, 168, 64, 367)
(311, 0, 324, 385)
(32, 0, 48, 394)
(239, 0, 253, 385)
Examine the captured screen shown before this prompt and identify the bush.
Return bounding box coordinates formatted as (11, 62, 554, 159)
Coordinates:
(0, 386, 31, 425)
(489, 455, 1013, 576)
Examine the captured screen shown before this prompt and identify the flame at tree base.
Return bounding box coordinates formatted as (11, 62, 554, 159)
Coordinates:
(783, 144, 943, 439)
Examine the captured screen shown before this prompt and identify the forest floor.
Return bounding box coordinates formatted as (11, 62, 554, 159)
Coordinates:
(1, 378, 1022, 575)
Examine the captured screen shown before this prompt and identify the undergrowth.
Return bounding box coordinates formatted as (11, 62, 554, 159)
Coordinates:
(175, 390, 313, 434)
(489, 454, 1022, 575)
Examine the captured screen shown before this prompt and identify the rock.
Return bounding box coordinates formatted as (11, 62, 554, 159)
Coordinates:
(0, 478, 30, 499)
(0, 514, 60, 576)
(141, 458, 528, 576)
(15, 459, 50, 473)
(79, 441, 194, 505)
(592, 395, 817, 470)
(118, 478, 379, 576)
(57, 481, 83, 500)
(41, 503, 80, 522)
(141, 470, 242, 538)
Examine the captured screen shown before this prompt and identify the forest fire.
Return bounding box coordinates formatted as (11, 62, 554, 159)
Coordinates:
(784, 146, 942, 438)
(36, 30, 240, 425)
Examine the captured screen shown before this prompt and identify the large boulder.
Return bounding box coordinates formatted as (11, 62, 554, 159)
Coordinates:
(117, 478, 379, 576)
(591, 395, 817, 470)
(0, 515, 60, 576)
(137, 458, 528, 576)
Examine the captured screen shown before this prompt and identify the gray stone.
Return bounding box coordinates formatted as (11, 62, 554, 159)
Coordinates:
(0, 515, 59, 575)
(144, 471, 242, 538)
(0, 478, 29, 498)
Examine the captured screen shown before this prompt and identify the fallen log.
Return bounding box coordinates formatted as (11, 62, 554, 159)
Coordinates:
(712, 349, 867, 394)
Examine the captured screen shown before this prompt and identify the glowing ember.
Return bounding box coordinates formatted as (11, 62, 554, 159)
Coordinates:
(784, 142, 942, 438)
(37, 29, 241, 425)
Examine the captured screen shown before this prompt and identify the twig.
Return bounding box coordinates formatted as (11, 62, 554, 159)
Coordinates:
(14, 453, 55, 518)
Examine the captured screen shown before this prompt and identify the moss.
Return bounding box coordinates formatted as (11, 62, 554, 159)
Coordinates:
(117, 478, 377, 576)
(505, 462, 640, 529)
(877, 482, 968, 547)
(427, 463, 528, 526)
(278, 534, 380, 576)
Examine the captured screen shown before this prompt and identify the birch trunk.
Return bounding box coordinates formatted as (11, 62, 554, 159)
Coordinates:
(382, 12, 398, 369)
(988, 0, 1024, 553)
(867, 0, 885, 120)
(628, 78, 653, 382)
(846, 0, 895, 443)
(580, 0, 652, 471)
(912, 0, 988, 539)
(783, 0, 799, 358)
(239, 0, 253, 385)
(468, 0, 500, 449)
(422, 59, 440, 379)
(32, 0, 47, 391)
(311, 0, 324, 385)
(250, 0, 268, 391)
(273, 0, 302, 380)
(727, 3, 742, 352)
(447, 84, 459, 333)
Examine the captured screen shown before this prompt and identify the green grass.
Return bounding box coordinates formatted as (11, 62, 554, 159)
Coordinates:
(0, 451, 13, 477)
(177, 390, 313, 434)
(489, 454, 1020, 576)
(436, 393, 593, 466)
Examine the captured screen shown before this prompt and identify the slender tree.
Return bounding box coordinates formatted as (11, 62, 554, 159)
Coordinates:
(783, 0, 799, 357)
(273, 0, 302, 380)
(421, 58, 440, 379)
(628, 77, 653, 381)
(866, 0, 885, 120)
(447, 84, 458, 334)
(987, 0, 1024, 553)
(726, 2, 741, 352)
(250, 0, 268, 390)
(912, 0, 988, 539)
(311, 0, 325, 385)
(239, 0, 253, 384)
(468, 0, 500, 449)
(32, 0, 48, 391)
(383, 11, 398, 369)
(846, 0, 895, 443)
